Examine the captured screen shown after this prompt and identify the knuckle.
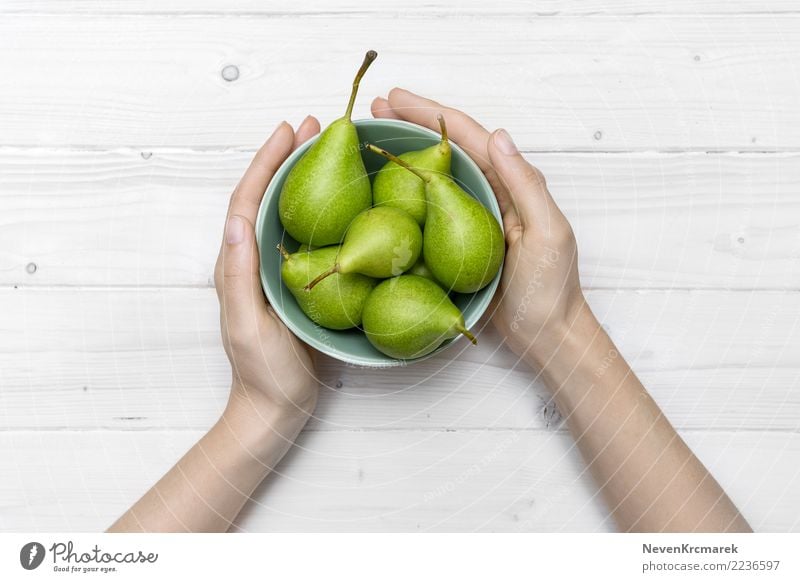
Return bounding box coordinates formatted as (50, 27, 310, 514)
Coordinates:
(213, 258, 223, 291)
(226, 331, 252, 356)
(217, 250, 247, 283)
(520, 163, 546, 189)
(552, 220, 576, 247)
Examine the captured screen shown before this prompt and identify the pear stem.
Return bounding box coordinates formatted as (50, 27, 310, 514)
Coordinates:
(367, 144, 430, 182)
(458, 325, 478, 346)
(304, 264, 339, 291)
(276, 243, 290, 261)
(344, 50, 378, 121)
(437, 113, 448, 144)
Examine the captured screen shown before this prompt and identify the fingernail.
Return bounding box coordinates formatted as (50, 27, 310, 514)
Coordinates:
(226, 215, 244, 245)
(495, 129, 518, 155)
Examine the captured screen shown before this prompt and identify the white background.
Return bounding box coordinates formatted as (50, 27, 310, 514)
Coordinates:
(0, 1, 799, 532)
(1, 534, 797, 581)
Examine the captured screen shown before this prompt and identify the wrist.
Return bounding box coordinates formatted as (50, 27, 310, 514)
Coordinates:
(523, 299, 625, 405)
(523, 297, 603, 371)
(229, 377, 317, 421)
(219, 387, 315, 460)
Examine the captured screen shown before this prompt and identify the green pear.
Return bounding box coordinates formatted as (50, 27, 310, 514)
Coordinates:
(372, 115, 451, 225)
(279, 244, 376, 330)
(278, 50, 377, 246)
(362, 275, 476, 359)
(305, 206, 422, 290)
(368, 144, 504, 293)
(406, 256, 441, 286)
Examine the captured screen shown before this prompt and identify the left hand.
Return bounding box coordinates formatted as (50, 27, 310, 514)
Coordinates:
(214, 118, 322, 425)
(371, 89, 584, 363)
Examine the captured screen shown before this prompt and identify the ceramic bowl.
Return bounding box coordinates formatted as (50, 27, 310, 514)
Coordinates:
(255, 118, 502, 367)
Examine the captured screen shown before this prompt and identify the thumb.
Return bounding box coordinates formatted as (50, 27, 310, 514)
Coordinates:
(219, 214, 264, 332)
(487, 129, 562, 230)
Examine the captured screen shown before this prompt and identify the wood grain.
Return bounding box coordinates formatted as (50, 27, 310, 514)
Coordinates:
(2, 150, 798, 289)
(0, 16, 797, 149)
(3, 1, 798, 15)
(1, 4, 797, 534)
(1, 287, 797, 431)
(0, 429, 795, 532)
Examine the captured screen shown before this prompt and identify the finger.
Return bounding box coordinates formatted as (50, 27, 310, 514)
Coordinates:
(231, 121, 295, 221)
(293, 115, 321, 149)
(216, 121, 294, 303)
(218, 214, 264, 335)
(487, 128, 564, 231)
(385, 88, 517, 225)
(371, 96, 402, 120)
(386, 87, 494, 174)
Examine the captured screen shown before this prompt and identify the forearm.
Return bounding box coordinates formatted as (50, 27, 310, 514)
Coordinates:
(108, 393, 311, 532)
(528, 301, 751, 532)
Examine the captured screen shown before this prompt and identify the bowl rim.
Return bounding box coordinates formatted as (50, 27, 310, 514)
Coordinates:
(255, 117, 503, 368)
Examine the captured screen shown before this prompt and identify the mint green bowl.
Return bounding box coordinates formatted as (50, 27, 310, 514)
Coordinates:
(255, 118, 503, 367)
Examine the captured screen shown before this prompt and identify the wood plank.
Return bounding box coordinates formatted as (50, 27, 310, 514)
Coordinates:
(2, 150, 798, 289)
(1, 288, 798, 431)
(3, 1, 797, 15)
(0, 16, 798, 149)
(0, 429, 795, 531)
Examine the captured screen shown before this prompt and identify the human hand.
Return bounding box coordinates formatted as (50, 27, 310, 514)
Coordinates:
(371, 89, 587, 364)
(214, 118, 322, 429)
(370, 92, 752, 535)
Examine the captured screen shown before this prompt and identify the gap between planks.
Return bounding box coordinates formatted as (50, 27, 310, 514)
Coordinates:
(0, 427, 797, 434)
(3, 11, 800, 18)
(3, 285, 800, 292)
(3, 146, 800, 155)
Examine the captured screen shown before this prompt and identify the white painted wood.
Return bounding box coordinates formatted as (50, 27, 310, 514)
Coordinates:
(2, 150, 798, 289)
(0, 429, 796, 532)
(3, 1, 797, 15)
(0, 16, 797, 149)
(1, 5, 797, 534)
(1, 288, 797, 431)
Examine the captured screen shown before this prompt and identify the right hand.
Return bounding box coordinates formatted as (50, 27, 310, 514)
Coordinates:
(372, 89, 586, 362)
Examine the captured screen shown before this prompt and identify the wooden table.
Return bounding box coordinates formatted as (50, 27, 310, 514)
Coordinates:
(1, 0, 798, 532)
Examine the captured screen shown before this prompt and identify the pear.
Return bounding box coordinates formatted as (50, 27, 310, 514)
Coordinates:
(406, 257, 441, 286)
(305, 206, 422, 290)
(278, 50, 377, 246)
(279, 245, 376, 330)
(362, 275, 476, 359)
(368, 144, 504, 293)
(371, 114, 451, 225)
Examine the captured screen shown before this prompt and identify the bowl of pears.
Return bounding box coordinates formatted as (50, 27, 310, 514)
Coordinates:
(256, 50, 505, 367)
